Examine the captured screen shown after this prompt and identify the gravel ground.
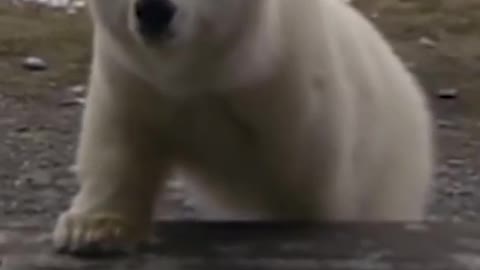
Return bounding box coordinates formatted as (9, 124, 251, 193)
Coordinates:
(1, 0, 480, 228)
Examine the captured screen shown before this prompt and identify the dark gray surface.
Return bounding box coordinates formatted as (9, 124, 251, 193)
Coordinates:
(1, 222, 480, 269)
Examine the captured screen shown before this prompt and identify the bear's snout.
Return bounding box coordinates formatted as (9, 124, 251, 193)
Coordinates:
(134, 0, 176, 39)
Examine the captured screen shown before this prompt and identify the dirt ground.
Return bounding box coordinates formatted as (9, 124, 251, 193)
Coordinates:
(0, 0, 479, 228)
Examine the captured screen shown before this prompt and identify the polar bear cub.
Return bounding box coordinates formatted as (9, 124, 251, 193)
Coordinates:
(53, 0, 434, 253)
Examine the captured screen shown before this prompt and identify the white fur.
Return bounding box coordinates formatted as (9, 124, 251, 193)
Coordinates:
(53, 0, 434, 251)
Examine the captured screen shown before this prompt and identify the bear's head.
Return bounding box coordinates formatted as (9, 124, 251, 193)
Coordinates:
(89, 0, 282, 92)
(90, 0, 266, 48)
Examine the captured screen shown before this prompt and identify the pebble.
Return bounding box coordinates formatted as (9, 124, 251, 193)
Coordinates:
(447, 159, 466, 166)
(437, 119, 456, 128)
(166, 179, 185, 191)
(58, 97, 85, 107)
(15, 170, 52, 187)
(437, 88, 459, 99)
(9, 201, 18, 210)
(22, 56, 48, 71)
(182, 198, 196, 209)
(11, 0, 86, 12)
(68, 84, 86, 96)
(14, 125, 30, 133)
(418, 36, 437, 48)
(67, 164, 78, 174)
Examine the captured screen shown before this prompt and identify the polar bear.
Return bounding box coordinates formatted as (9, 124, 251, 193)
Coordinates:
(53, 0, 434, 254)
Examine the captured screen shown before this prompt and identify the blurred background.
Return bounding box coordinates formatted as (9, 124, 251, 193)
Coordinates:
(0, 0, 479, 227)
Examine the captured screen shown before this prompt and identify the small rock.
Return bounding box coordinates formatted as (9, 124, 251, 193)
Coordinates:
(452, 216, 463, 223)
(74, 97, 86, 105)
(67, 164, 78, 174)
(72, 0, 86, 8)
(418, 36, 437, 48)
(0, 233, 8, 245)
(452, 253, 480, 268)
(9, 201, 18, 210)
(13, 180, 22, 187)
(16, 170, 53, 186)
(59, 97, 86, 107)
(22, 56, 48, 71)
(183, 198, 196, 208)
(166, 179, 185, 191)
(66, 6, 78, 14)
(14, 125, 30, 133)
(437, 119, 455, 128)
(437, 88, 459, 99)
(68, 84, 86, 95)
(447, 159, 465, 166)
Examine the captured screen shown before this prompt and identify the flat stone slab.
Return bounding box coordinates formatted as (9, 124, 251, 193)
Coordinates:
(1, 222, 480, 269)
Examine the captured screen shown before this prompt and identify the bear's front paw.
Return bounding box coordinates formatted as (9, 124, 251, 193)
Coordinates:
(52, 212, 150, 256)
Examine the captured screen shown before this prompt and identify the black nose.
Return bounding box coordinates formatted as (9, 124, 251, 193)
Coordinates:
(134, 0, 176, 37)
